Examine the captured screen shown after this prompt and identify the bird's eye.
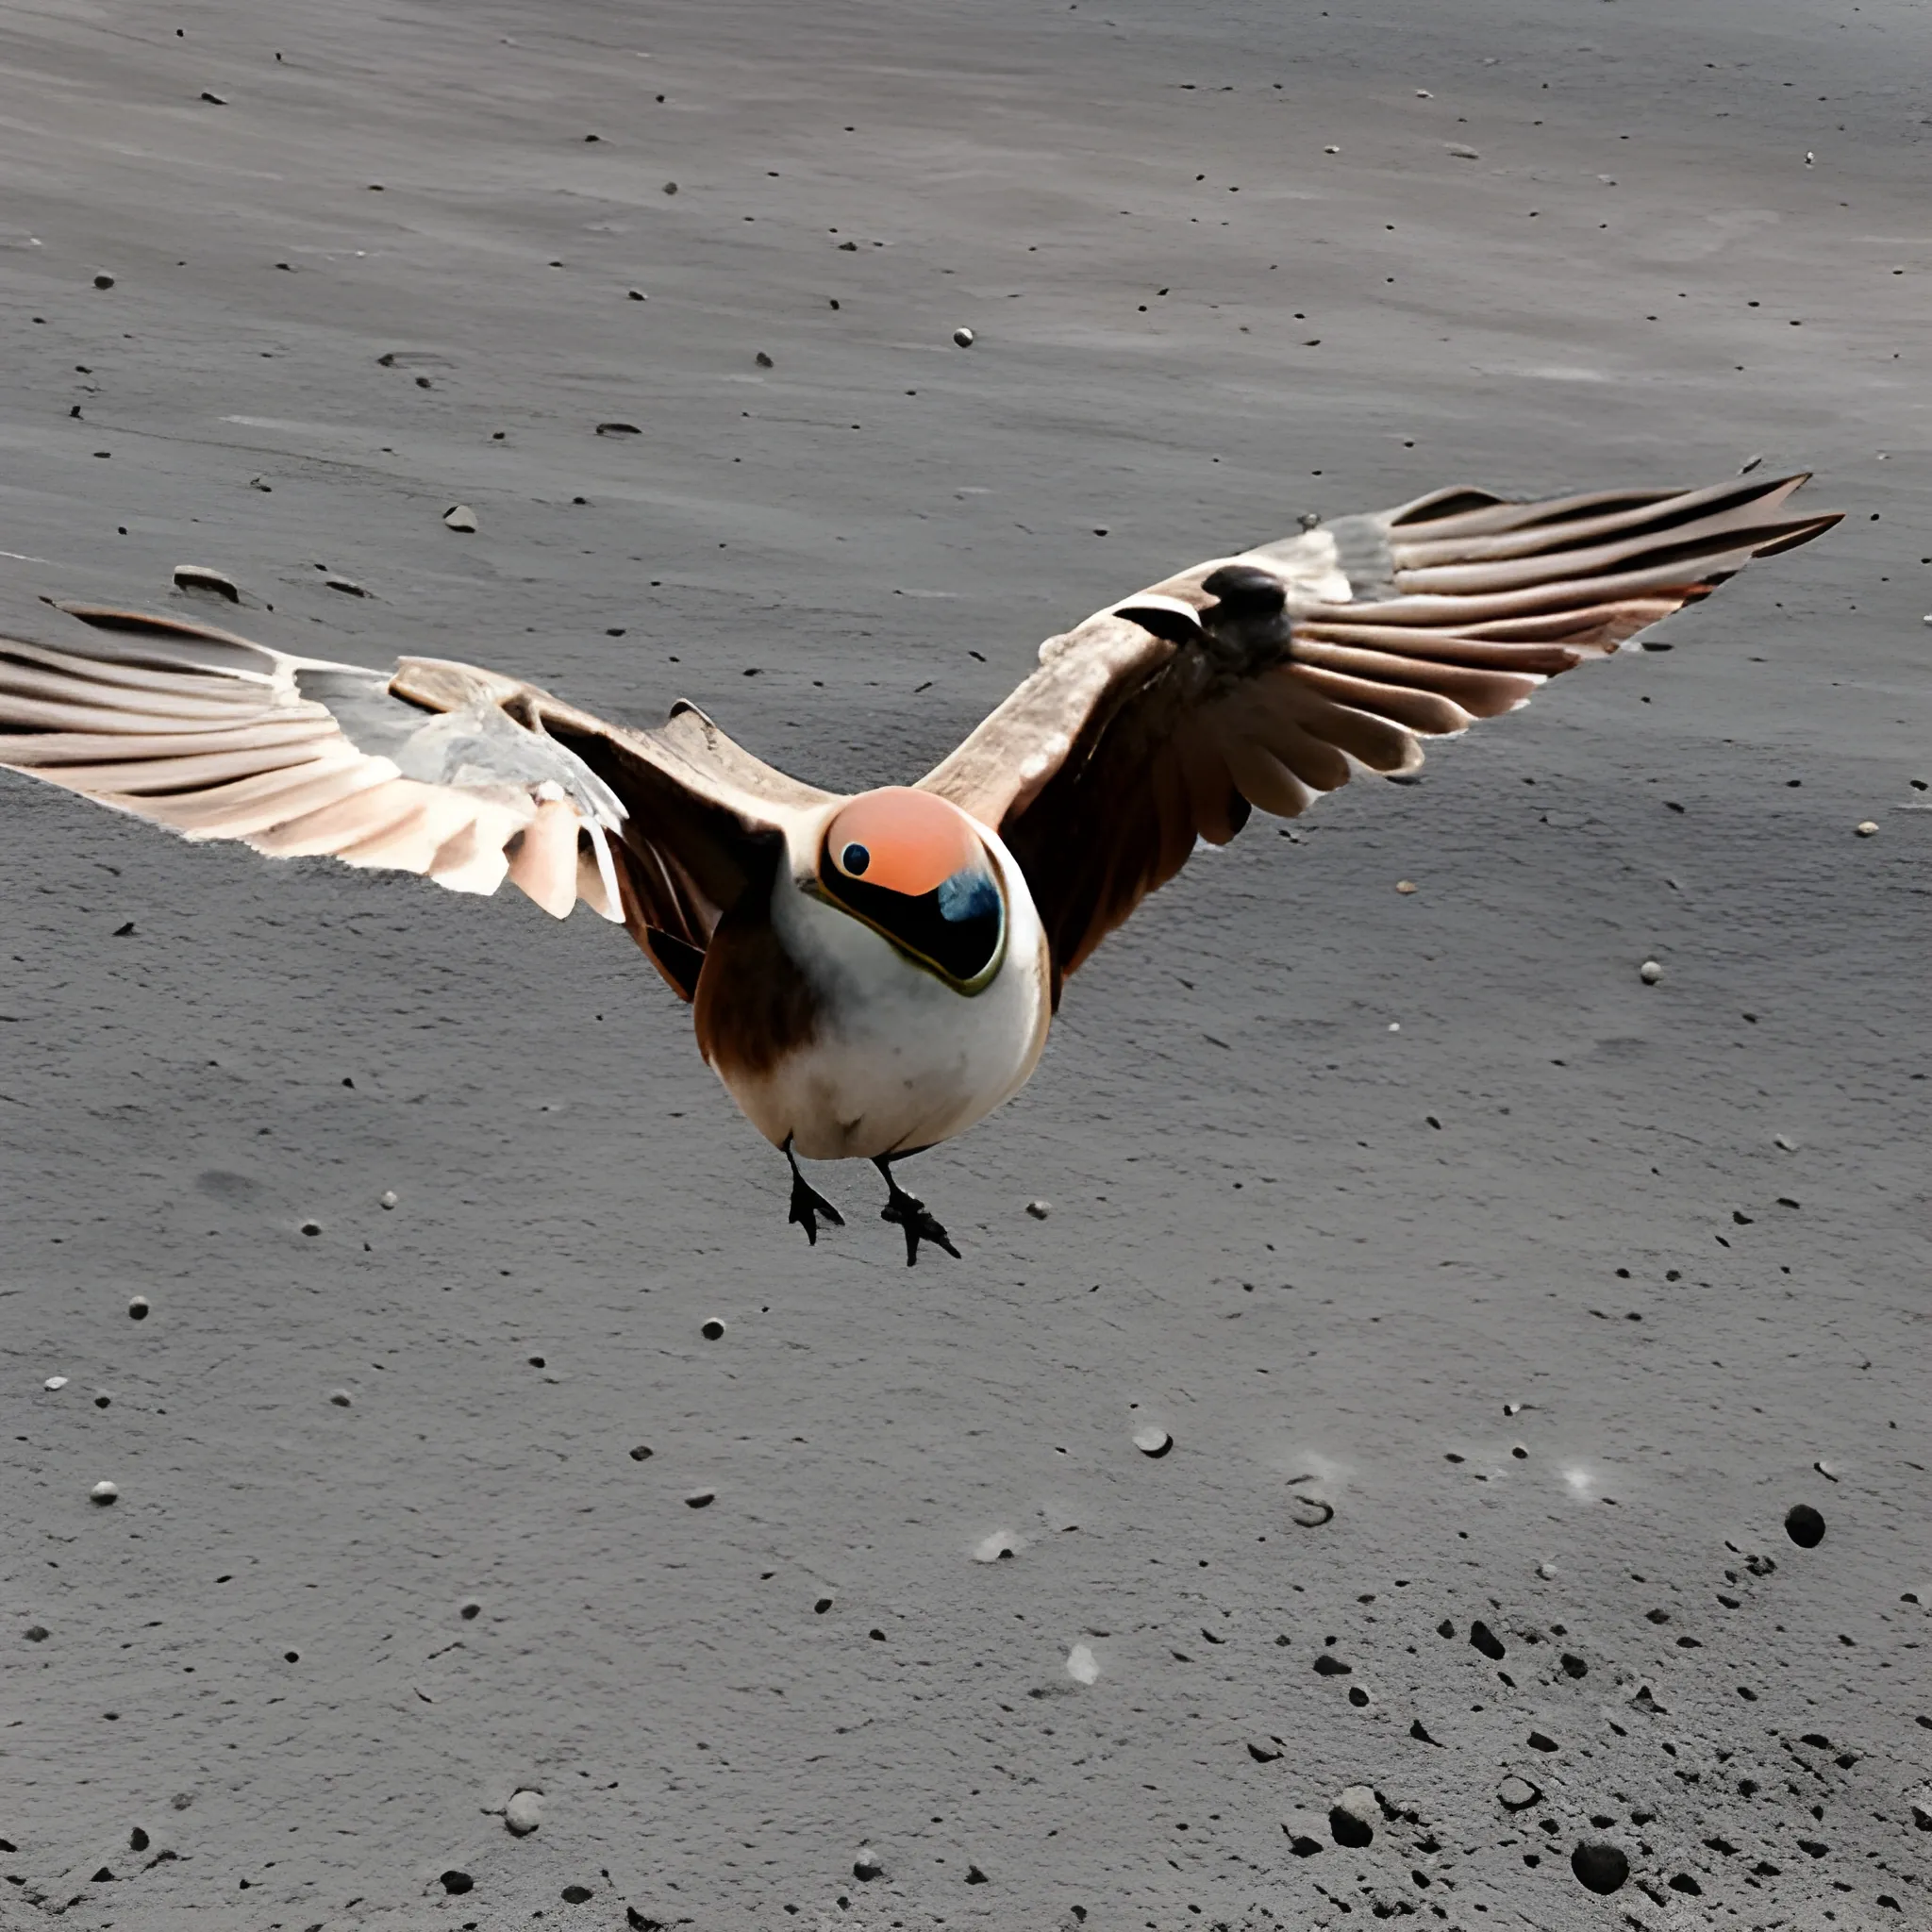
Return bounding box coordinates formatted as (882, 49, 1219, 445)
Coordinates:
(841, 841, 870, 876)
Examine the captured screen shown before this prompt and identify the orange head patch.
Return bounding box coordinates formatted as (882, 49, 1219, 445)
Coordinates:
(824, 788, 986, 898)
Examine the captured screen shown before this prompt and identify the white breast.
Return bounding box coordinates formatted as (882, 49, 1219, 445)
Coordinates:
(717, 827, 1052, 1163)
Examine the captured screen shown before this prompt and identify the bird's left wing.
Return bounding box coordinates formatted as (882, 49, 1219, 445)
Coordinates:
(0, 599, 833, 1001)
(918, 471, 1840, 998)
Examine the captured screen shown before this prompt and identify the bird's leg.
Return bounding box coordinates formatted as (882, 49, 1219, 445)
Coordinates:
(873, 1154, 959, 1267)
(784, 1135, 844, 1246)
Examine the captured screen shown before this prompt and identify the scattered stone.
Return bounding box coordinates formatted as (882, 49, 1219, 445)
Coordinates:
(1323, 144, 1339, 154)
(627, 1444, 653, 1461)
(596, 422, 641, 437)
(505, 1789, 543, 1836)
(1560, 1652, 1588, 1678)
(25, 1624, 48, 1641)
(93, 273, 115, 289)
(561, 1884, 593, 1904)
(965, 1864, 989, 1884)
(1066, 1642, 1099, 1685)
(127, 1296, 149, 1321)
(460, 1600, 481, 1620)
(1408, 1719, 1441, 1744)
(1640, 959, 1663, 985)
(626, 1910, 663, 1931)
(627, 289, 647, 301)
(1498, 1775, 1541, 1811)
(250, 475, 272, 491)
(1312, 1654, 1351, 1676)
(45, 1375, 68, 1391)
(953, 326, 975, 348)
(324, 575, 366, 597)
(380, 1190, 398, 1208)
(1247, 1736, 1283, 1762)
(90, 1480, 118, 1505)
(440, 1871, 474, 1895)
(853, 1846, 885, 1880)
(1447, 143, 1480, 159)
(201, 90, 225, 105)
(1287, 1492, 1334, 1527)
(1571, 1841, 1629, 1894)
(442, 504, 477, 533)
(328, 1389, 352, 1407)
(700, 1318, 726, 1341)
(1785, 1502, 1826, 1547)
(685, 1489, 715, 1508)
(1469, 1619, 1506, 1661)
(1025, 1199, 1052, 1219)
(1527, 1729, 1558, 1752)
(173, 563, 240, 601)
(301, 1220, 322, 1236)
(1395, 878, 1416, 893)
(662, 181, 677, 194)
(1286, 1832, 1323, 1856)
(1856, 820, 1879, 837)
(128, 1826, 148, 1851)
(755, 351, 773, 368)
(1131, 1425, 1172, 1457)
(1329, 1787, 1376, 1848)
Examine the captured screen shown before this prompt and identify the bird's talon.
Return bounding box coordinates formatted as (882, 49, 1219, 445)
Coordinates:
(879, 1188, 959, 1266)
(785, 1137, 843, 1246)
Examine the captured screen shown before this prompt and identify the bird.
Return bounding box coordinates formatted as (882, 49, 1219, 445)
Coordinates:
(0, 471, 1839, 1262)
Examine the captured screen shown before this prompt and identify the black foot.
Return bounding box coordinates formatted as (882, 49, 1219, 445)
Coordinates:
(785, 1137, 844, 1246)
(874, 1157, 959, 1267)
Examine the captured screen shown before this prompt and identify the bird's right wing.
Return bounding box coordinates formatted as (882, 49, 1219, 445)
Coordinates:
(0, 599, 834, 1001)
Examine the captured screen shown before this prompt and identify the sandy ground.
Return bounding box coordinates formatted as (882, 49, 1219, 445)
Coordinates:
(3, 0, 1930, 1925)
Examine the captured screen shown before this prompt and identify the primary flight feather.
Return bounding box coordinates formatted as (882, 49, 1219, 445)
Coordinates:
(0, 471, 1840, 1260)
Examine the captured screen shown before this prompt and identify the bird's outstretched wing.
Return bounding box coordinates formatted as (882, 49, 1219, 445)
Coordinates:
(0, 600, 833, 1001)
(919, 472, 1840, 998)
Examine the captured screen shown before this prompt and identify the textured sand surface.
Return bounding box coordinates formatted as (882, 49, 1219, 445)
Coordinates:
(3, 1, 1930, 1926)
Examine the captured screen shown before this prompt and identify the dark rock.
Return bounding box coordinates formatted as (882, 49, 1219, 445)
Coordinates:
(440, 1872, 474, 1895)
(1469, 1620, 1506, 1660)
(1497, 1776, 1541, 1812)
(1571, 1842, 1628, 1894)
(1246, 1738, 1283, 1762)
(561, 1881, 593, 1902)
(1328, 1806, 1373, 1849)
(1785, 1503, 1826, 1548)
(1285, 1833, 1323, 1856)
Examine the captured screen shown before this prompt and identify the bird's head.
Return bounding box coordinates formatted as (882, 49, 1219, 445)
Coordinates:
(811, 787, 1007, 991)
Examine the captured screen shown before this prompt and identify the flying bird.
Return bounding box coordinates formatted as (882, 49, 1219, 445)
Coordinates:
(0, 472, 1839, 1260)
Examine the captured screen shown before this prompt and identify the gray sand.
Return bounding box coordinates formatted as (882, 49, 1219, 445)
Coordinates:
(3, 1, 1929, 1925)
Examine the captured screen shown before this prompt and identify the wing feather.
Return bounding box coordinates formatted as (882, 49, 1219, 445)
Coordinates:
(0, 600, 833, 997)
(922, 472, 1840, 992)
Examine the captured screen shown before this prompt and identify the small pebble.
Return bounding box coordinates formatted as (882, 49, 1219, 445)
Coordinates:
(1774, 1134, 1797, 1151)
(443, 504, 478, 533)
(1065, 1641, 1100, 1685)
(1246, 1736, 1283, 1762)
(93, 273, 115, 289)
(973, 1531, 1017, 1562)
(1287, 1491, 1334, 1528)
(1497, 1774, 1541, 1812)
(440, 1871, 474, 1895)
(700, 1318, 726, 1341)
(1640, 959, 1663, 984)
(45, 1375, 68, 1391)
(1856, 820, 1879, 837)
(1323, 144, 1340, 154)
(1785, 1502, 1826, 1548)
(627, 1444, 653, 1461)
(127, 1296, 149, 1321)
(853, 1845, 885, 1881)
(755, 351, 773, 368)
(379, 1190, 398, 1208)
(324, 576, 365, 597)
(91, 1480, 118, 1506)
(300, 1221, 322, 1236)
(201, 90, 225, 105)
(327, 1389, 352, 1407)
(952, 326, 974, 347)
(1395, 879, 1416, 893)
(596, 421, 641, 437)
(505, 1789, 543, 1836)
(1131, 1424, 1173, 1457)
(627, 289, 647, 301)
(1025, 1199, 1051, 1220)
(685, 1488, 715, 1508)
